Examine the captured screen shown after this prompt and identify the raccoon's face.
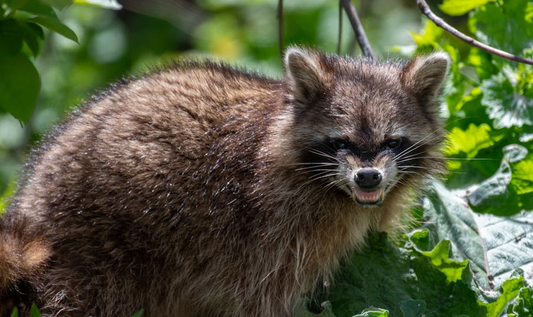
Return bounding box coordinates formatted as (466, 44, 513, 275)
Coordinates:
(283, 48, 450, 207)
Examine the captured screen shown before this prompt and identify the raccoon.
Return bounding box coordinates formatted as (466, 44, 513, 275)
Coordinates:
(0, 47, 449, 316)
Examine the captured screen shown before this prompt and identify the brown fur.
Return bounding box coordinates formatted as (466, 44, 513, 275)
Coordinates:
(0, 48, 449, 316)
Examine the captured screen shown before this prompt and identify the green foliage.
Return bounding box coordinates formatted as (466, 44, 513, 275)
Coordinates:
(0, 0, 120, 122)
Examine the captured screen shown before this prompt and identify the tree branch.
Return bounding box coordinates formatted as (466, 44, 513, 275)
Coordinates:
(417, 0, 533, 66)
(277, 0, 284, 59)
(340, 0, 374, 59)
(337, 1, 343, 54)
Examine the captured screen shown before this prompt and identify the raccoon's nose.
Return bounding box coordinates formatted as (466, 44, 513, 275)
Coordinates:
(355, 168, 382, 189)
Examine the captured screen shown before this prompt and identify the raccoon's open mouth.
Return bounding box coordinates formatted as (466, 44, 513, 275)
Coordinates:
(353, 188, 384, 207)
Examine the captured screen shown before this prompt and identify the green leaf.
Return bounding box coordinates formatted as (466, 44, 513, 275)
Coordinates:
(30, 304, 41, 317)
(5, 0, 30, 11)
(446, 123, 498, 158)
(328, 232, 486, 317)
(27, 16, 78, 43)
(0, 52, 40, 122)
(480, 276, 525, 317)
(18, 0, 57, 17)
(296, 303, 336, 317)
(9, 307, 18, 317)
(0, 19, 24, 56)
(409, 20, 443, 49)
(19, 21, 45, 57)
(480, 69, 533, 129)
(507, 286, 533, 317)
(399, 300, 426, 317)
(73, 0, 121, 10)
(424, 180, 533, 292)
(511, 154, 533, 195)
(130, 309, 145, 317)
(467, 145, 530, 215)
(0, 179, 16, 214)
(439, 0, 494, 16)
(329, 232, 418, 317)
(412, 239, 469, 284)
(472, 0, 533, 56)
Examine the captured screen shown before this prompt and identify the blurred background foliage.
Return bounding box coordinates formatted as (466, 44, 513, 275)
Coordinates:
(0, 0, 459, 195)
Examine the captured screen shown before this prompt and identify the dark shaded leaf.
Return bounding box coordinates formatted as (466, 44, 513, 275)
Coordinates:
(27, 16, 78, 43)
(0, 52, 40, 122)
(0, 20, 24, 56)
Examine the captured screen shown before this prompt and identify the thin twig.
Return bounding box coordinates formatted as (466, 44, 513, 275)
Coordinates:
(417, 0, 533, 65)
(339, 0, 374, 59)
(337, 1, 342, 54)
(277, 0, 284, 59)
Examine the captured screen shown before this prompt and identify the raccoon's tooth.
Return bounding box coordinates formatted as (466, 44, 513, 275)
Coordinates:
(354, 189, 383, 202)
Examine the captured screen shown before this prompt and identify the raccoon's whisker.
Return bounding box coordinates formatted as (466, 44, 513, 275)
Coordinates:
(294, 164, 338, 172)
(282, 162, 340, 167)
(308, 173, 339, 182)
(307, 149, 340, 162)
(393, 131, 443, 161)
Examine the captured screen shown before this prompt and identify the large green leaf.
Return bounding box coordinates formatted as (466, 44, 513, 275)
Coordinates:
(466, 145, 532, 215)
(472, 0, 533, 56)
(480, 69, 533, 129)
(0, 52, 40, 122)
(424, 180, 533, 292)
(328, 232, 486, 317)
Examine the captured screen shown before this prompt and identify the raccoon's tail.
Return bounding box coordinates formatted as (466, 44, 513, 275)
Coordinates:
(0, 216, 50, 314)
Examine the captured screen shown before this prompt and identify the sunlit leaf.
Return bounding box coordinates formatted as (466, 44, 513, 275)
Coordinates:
(353, 308, 388, 317)
(480, 276, 525, 317)
(412, 239, 469, 284)
(409, 20, 443, 49)
(439, 0, 494, 16)
(446, 123, 496, 158)
(73, 0, 121, 10)
(507, 285, 533, 317)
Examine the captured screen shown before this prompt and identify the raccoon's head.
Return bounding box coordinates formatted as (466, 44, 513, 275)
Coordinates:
(281, 47, 449, 207)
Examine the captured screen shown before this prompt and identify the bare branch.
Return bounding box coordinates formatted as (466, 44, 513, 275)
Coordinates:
(337, 1, 342, 54)
(417, 0, 533, 65)
(340, 0, 374, 59)
(277, 0, 284, 59)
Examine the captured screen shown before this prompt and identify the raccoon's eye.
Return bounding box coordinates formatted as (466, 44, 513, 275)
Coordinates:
(332, 140, 348, 150)
(386, 139, 401, 149)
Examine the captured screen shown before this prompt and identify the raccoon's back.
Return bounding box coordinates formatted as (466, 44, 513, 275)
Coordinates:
(3, 62, 280, 314)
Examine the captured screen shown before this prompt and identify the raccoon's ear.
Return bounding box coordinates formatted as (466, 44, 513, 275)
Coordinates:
(402, 52, 450, 100)
(284, 47, 328, 103)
